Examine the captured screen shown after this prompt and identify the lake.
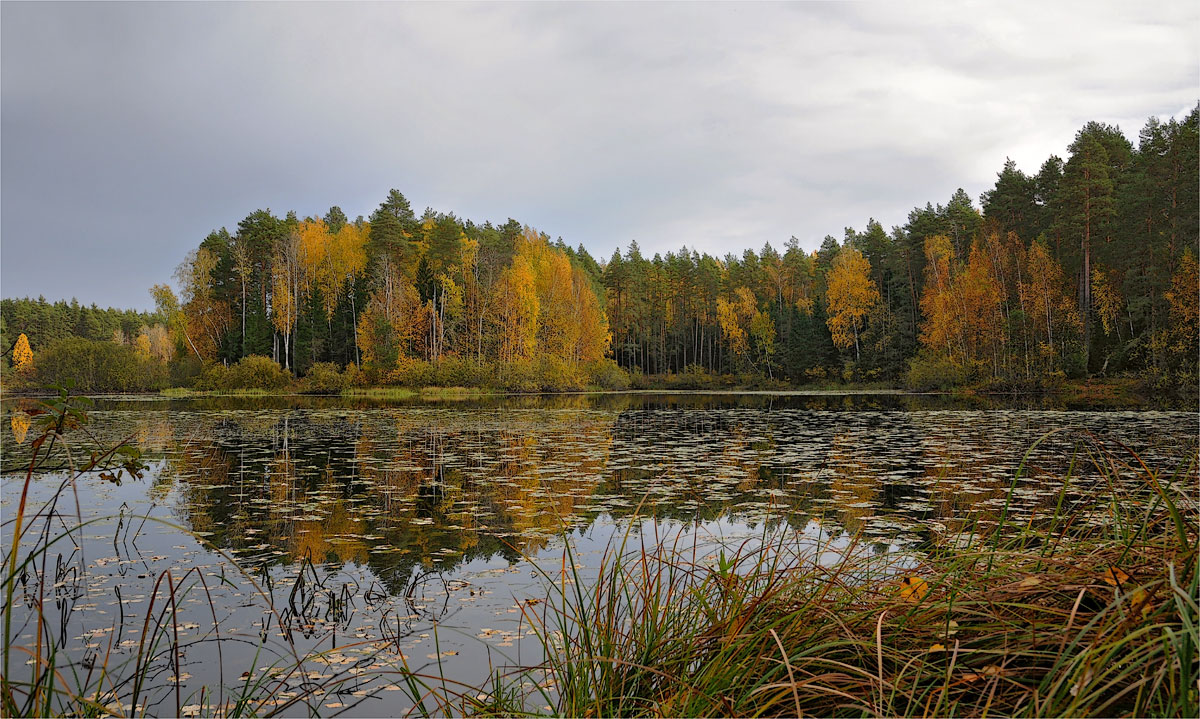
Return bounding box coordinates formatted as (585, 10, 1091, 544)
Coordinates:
(2, 392, 1196, 716)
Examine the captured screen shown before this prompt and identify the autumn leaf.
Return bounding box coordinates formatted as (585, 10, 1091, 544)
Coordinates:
(898, 575, 929, 602)
(1101, 566, 1131, 586)
(1129, 587, 1154, 619)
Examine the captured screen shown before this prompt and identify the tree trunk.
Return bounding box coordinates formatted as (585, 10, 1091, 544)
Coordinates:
(241, 279, 247, 358)
(350, 282, 360, 368)
(1082, 179, 1092, 374)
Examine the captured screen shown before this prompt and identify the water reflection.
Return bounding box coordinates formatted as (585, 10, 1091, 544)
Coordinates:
(2, 393, 1195, 715)
(5, 394, 1194, 579)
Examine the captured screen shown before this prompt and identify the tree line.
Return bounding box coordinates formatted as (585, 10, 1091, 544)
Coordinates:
(162, 196, 611, 386)
(1, 297, 166, 358)
(599, 110, 1197, 389)
(3, 108, 1196, 392)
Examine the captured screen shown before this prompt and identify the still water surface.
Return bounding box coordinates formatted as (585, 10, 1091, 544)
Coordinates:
(2, 393, 1195, 715)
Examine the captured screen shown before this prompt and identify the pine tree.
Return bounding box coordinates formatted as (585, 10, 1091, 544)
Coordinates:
(1059, 128, 1120, 372)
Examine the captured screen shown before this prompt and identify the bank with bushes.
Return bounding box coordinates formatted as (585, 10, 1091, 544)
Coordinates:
(1, 339, 1191, 407)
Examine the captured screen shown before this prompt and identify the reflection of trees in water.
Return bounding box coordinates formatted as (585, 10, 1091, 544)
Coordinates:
(822, 413, 927, 535)
(27, 399, 1192, 596)
(161, 409, 620, 592)
(596, 409, 819, 529)
(826, 432, 880, 536)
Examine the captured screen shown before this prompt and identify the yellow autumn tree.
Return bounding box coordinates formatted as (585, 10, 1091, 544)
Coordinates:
(327, 223, 368, 310)
(571, 266, 611, 363)
(717, 287, 756, 363)
(271, 272, 296, 346)
(270, 228, 303, 369)
(144, 324, 174, 363)
(536, 250, 578, 360)
(492, 254, 539, 362)
(715, 287, 776, 372)
(1091, 265, 1126, 339)
(1166, 251, 1199, 337)
(1019, 240, 1082, 373)
(749, 309, 778, 374)
(826, 248, 880, 362)
(296, 219, 332, 312)
(357, 279, 421, 371)
(958, 241, 1006, 375)
(918, 234, 964, 362)
(151, 283, 202, 360)
(176, 247, 231, 360)
(1165, 250, 1199, 373)
(12, 333, 33, 374)
(490, 227, 610, 367)
(461, 234, 488, 361)
(133, 331, 152, 359)
(426, 274, 464, 361)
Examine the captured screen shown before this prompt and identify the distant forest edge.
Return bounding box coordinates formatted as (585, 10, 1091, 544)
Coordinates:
(2, 110, 1197, 396)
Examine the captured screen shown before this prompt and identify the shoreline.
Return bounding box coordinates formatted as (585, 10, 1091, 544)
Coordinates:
(0, 379, 1188, 410)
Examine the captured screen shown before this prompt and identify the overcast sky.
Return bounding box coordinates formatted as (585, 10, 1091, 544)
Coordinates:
(2, 1, 1196, 310)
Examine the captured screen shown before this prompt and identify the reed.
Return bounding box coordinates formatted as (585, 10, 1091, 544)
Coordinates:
(0, 387, 432, 717)
(463, 439, 1198, 718)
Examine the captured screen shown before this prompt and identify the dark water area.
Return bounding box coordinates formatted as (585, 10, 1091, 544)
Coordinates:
(2, 392, 1195, 715)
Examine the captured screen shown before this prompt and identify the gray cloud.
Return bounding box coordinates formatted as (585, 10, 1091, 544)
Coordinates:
(3, 1, 1196, 309)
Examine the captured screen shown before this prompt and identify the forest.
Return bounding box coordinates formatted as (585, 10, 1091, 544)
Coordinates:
(2, 110, 1197, 394)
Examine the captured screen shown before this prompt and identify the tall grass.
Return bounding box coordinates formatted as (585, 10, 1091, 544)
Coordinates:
(0, 387, 436, 717)
(461, 440, 1198, 718)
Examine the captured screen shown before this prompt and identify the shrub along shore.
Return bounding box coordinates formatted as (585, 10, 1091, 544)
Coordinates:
(1, 347, 1186, 409)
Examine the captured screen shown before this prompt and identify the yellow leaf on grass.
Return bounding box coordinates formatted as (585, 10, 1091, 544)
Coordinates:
(899, 576, 929, 603)
(1101, 567, 1130, 586)
(1018, 575, 1042, 588)
(929, 643, 946, 652)
(962, 665, 1004, 683)
(1130, 587, 1154, 619)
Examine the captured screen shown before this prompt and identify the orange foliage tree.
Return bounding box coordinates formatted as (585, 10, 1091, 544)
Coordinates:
(12, 333, 33, 374)
(826, 247, 880, 362)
